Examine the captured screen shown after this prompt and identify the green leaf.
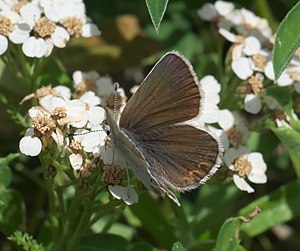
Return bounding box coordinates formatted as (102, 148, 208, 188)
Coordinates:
(172, 241, 187, 251)
(76, 233, 128, 251)
(273, 0, 300, 79)
(0, 153, 18, 187)
(270, 126, 300, 177)
(0, 189, 25, 235)
(266, 86, 293, 113)
(145, 0, 169, 32)
(215, 218, 242, 251)
(239, 179, 300, 237)
(130, 192, 176, 249)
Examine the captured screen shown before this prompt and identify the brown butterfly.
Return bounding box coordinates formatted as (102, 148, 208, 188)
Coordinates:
(106, 51, 223, 205)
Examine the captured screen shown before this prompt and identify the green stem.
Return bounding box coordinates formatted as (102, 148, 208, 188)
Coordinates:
(66, 201, 94, 251)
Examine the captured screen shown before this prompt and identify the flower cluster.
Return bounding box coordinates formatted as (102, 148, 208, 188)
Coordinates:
(19, 70, 137, 204)
(198, 1, 300, 117)
(197, 75, 267, 193)
(0, 0, 100, 57)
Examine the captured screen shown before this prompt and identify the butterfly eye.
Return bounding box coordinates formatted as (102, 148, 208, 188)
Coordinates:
(106, 130, 111, 136)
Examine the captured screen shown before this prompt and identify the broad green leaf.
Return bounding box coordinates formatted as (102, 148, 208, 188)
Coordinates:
(239, 179, 300, 237)
(76, 233, 128, 251)
(172, 241, 187, 251)
(130, 192, 176, 249)
(273, 0, 300, 79)
(145, 0, 169, 32)
(271, 126, 300, 177)
(215, 218, 242, 251)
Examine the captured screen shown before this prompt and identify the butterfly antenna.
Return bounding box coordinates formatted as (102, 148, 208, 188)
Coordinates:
(113, 82, 119, 121)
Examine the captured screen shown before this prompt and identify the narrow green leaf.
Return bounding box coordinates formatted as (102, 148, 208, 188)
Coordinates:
(273, 0, 300, 79)
(271, 126, 300, 177)
(172, 241, 187, 251)
(215, 218, 242, 251)
(239, 179, 300, 237)
(145, 0, 169, 32)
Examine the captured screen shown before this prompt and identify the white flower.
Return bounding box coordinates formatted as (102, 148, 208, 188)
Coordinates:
(41, 0, 100, 37)
(217, 109, 249, 149)
(108, 185, 138, 205)
(197, 75, 221, 124)
(73, 125, 107, 155)
(198, 1, 234, 21)
(72, 91, 105, 128)
(231, 57, 253, 80)
(224, 147, 267, 193)
(69, 153, 83, 170)
(20, 3, 70, 58)
(73, 70, 100, 90)
(244, 93, 262, 114)
(0, 10, 30, 55)
(19, 128, 42, 156)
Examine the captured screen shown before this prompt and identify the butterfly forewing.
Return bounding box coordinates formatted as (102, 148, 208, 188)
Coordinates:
(119, 52, 202, 132)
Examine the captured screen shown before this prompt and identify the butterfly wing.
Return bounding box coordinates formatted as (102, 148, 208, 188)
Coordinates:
(119, 51, 203, 132)
(124, 124, 223, 191)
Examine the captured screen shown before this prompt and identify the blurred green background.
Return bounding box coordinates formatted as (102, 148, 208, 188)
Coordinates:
(1, 0, 300, 250)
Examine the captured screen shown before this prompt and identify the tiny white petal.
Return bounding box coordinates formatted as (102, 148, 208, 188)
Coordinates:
(19, 136, 42, 156)
(22, 37, 47, 58)
(197, 3, 217, 21)
(244, 94, 262, 114)
(215, 1, 235, 16)
(218, 109, 234, 130)
(0, 35, 8, 55)
(233, 174, 254, 193)
(88, 106, 105, 126)
(218, 28, 237, 43)
(73, 70, 84, 85)
(8, 24, 30, 44)
(243, 36, 261, 56)
(231, 57, 253, 80)
(264, 61, 275, 80)
(53, 86, 71, 99)
(51, 26, 70, 48)
(108, 185, 138, 205)
(69, 153, 83, 170)
(277, 72, 293, 86)
(81, 23, 101, 37)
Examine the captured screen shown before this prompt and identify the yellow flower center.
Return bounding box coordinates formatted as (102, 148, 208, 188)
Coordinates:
(247, 75, 263, 94)
(35, 17, 56, 38)
(251, 54, 267, 71)
(233, 156, 252, 178)
(69, 140, 83, 154)
(14, 0, 28, 13)
(60, 17, 83, 37)
(31, 114, 56, 138)
(51, 107, 67, 121)
(0, 15, 14, 36)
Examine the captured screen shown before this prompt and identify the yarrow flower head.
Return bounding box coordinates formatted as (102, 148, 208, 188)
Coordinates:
(224, 147, 267, 193)
(198, 1, 300, 115)
(0, 0, 100, 57)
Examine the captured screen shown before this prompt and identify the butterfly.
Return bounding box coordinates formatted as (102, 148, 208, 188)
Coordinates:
(105, 51, 223, 206)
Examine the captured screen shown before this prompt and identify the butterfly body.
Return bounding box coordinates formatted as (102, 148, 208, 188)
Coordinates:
(106, 51, 223, 205)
